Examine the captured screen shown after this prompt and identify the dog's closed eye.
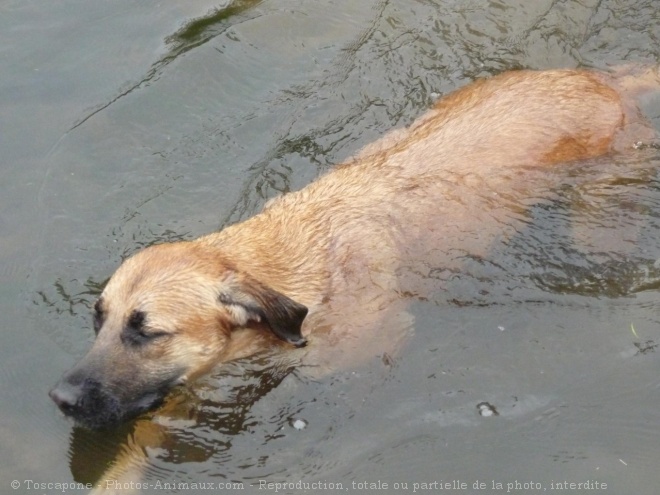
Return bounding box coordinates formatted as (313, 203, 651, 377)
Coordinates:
(122, 310, 170, 346)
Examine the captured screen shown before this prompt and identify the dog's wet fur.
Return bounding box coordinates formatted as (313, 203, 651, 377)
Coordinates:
(50, 67, 659, 430)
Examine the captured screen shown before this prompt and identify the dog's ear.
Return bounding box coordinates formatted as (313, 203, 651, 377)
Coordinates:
(218, 274, 308, 347)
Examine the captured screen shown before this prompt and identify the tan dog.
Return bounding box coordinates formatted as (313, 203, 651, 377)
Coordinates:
(51, 66, 659, 432)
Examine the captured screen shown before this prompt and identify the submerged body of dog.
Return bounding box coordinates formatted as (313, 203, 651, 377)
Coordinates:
(51, 67, 659, 432)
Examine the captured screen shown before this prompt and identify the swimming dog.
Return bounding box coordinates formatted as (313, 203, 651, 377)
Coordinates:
(50, 66, 659, 430)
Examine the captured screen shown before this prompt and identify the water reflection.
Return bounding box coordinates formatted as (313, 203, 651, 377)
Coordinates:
(67, 352, 297, 486)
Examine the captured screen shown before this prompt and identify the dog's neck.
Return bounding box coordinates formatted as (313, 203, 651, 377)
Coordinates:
(222, 322, 289, 362)
(195, 208, 333, 309)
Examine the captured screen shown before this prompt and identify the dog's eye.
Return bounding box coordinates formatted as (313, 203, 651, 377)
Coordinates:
(123, 310, 169, 346)
(93, 300, 105, 335)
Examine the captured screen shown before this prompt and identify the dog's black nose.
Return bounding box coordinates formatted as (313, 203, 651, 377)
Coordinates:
(49, 381, 83, 414)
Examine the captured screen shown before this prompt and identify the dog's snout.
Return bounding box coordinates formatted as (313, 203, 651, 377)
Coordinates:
(49, 369, 176, 429)
(49, 381, 83, 414)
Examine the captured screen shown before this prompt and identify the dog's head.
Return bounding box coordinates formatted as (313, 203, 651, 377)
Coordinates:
(49, 242, 308, 430)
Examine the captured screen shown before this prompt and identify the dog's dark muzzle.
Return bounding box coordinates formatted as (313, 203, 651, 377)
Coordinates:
(49, 374, 126, 430)
(50, 367, 177, 430)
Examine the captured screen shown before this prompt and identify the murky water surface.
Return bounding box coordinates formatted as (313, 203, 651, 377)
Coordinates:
(2, 0, 660, 494)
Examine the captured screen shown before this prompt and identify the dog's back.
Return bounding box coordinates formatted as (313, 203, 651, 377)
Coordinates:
(358, 67, 657, 169)
(222, 68, 659, 301)
(260, 68, 658, 222)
